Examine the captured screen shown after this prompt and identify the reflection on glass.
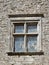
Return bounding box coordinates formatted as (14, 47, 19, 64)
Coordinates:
(27, 24, 37, 33)
(15, 36, 24, 52)
(27, 36, 37, 52)
(15, 25, 24, 33)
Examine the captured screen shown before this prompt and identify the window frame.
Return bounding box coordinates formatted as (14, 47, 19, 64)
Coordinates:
(11, 17, 41, 52)
(13, 22, 38, 52)
(7, 14, 44, 55)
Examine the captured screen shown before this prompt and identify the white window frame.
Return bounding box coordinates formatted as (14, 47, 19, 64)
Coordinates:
(10, 17, 42, 52)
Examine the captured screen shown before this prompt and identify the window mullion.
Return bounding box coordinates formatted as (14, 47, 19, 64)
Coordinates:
(24, 22, 27, 52)
(24, 22, 26, 33)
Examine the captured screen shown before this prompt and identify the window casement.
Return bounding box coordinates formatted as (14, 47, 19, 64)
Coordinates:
(7, 14, 44, 55)
(13, 21, 40, 52)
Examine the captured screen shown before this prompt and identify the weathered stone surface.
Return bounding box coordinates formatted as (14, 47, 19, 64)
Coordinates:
(0, 0, 49, 65)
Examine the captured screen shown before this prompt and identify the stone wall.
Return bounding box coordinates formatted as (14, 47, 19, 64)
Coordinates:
(0, 0, 49, 65)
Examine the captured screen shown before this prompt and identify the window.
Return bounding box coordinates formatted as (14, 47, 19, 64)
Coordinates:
(8, 14, 44, 55)
(14, 36, 24, 52)
(12, 19, 42, 53)
(15, 24, 24, 33)
(27, 23, 37, 33)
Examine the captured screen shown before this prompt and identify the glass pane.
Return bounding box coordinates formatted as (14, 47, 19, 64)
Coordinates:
(27, 35, 37, 52)
(27, 23, 37, 33)
(14, 36, 25, 52)
(15, 24, 24, 33)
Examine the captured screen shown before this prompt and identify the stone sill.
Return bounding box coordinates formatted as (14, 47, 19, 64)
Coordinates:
(7, 51, 44, 56)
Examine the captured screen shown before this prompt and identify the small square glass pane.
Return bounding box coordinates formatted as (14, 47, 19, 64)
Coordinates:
(15, 24, 24, 33)
(27, 23, 37, 33)
(27, 35, 37, 52)
(14, 36, 25, 52)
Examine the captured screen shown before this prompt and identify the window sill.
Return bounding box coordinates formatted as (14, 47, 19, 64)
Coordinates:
(7, 51, 44, 56)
